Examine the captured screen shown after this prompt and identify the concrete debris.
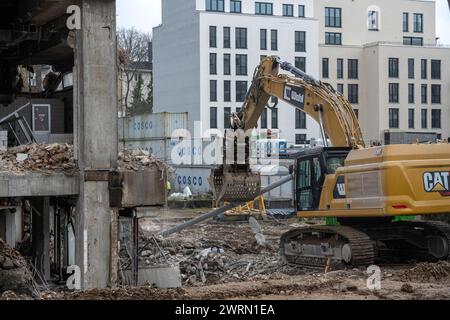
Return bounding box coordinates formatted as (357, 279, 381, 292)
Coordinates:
(393, 261, 450, 283)
(118, 149, 171, 173)
(0, 143, 76, 174)
(0, 239, 33, 295)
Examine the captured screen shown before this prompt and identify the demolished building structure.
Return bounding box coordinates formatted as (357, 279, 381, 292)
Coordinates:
(0, 0, 165, 291)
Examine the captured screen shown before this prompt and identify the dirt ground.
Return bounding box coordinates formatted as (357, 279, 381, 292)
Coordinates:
(3, 207, 450, 300)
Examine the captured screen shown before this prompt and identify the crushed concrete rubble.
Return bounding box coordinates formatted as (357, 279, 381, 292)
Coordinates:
(392, 261, 450, 283)
(0, 239, 34, 295)
(0, 145, 171, 175)
(129, 222, 306, 287)
(118, 149, 171, 173)
(0, 143, 76, 174)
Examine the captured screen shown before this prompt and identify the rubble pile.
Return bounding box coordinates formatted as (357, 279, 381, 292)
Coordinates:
(133, 223, 305, 286)
(0, 143, 76, 174)
(118, 149, 171, 173)
(0, 239, 33, 295)
(393, 261, 450, 283)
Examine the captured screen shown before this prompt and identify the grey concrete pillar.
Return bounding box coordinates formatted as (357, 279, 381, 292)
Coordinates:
(74, 0, 118, 290)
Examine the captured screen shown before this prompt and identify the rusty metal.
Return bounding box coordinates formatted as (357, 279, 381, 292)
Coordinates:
(211, 167, 261, 203)
(108, 170, 166, 208)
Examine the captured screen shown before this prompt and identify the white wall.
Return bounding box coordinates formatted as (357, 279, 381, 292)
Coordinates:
(315, 0, 436, 46)
(153, 0, 201, 133)
(198, 3, 321, 144)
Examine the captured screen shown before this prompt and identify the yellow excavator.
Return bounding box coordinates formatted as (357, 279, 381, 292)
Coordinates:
(211, 56, 450, 268)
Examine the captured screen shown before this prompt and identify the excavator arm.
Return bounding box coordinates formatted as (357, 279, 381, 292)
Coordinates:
(232, 56, 364, 148)
(212, 56, 365, 203)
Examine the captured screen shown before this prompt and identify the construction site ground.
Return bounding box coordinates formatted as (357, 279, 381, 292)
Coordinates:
(3, 208, 450, 300)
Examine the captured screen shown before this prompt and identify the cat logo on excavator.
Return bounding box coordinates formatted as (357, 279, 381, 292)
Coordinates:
(423, 172, 450, 192)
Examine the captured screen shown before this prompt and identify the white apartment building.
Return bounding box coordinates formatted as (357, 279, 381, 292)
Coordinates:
(153, 0, 321, 146)
(315, 0, 450, 144)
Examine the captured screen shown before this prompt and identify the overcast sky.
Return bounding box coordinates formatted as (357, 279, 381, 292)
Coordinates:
(117, 0, 450, 44)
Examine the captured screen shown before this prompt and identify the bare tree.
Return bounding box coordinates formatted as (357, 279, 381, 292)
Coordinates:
(117, 27, 151, 115)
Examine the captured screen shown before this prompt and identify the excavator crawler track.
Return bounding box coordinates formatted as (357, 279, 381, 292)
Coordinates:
(280, 225, 375, 269)
(369, 220, 450, 262)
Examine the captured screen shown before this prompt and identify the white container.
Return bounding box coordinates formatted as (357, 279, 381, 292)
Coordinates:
(0, 130, 8, 150)
(170, 165, 214, 195)
(119, 112, 188, 140)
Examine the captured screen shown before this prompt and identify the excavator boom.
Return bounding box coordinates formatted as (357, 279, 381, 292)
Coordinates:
(212, 56, 364, 203)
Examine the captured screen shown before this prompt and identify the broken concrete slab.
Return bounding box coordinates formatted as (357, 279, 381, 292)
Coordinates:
(124, 264, 182, 288)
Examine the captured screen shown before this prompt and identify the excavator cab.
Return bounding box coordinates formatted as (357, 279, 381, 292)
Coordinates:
(286, 147, 351, 211)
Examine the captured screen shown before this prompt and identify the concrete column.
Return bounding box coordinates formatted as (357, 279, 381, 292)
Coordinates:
(74, 0, 118, 290)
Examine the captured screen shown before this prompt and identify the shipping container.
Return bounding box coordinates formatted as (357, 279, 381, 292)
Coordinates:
(121, 138, 222, 165)
(170, 165, 214, 195)
(119, 112, 188, 140)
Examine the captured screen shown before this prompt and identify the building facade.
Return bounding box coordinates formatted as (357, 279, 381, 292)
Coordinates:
(153, 0, 321, 146)
(315, 0, 450, 144)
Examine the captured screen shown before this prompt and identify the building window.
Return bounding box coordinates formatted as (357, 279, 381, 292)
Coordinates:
(210, 107, 217, 128)
(283, 4, 294, 16)
(209, 53, 217, 75)
(421, 84, 428, 104)
(337, 83, 344, 94)
(223, 27, 230, 48)
(403, 12, 409, 32)
(337, 58, 343, 79)
(348, 59, 358, 79)
(271, 108, 278, 129)
(295, 31, 306, 52)
(210, 80, 217, 101)
(389, 108, 399, 128)
(431, 85, 441, 104)
(408, 58, 414, 79)
(295, 109, 306, 129)
(389, 58, 399, 78)
(260, 55, 267, 61)
(421, 59, 427, 79)
(209, 26, 216, 47)
(431, 60, 441, 79)
(353, 109, 359, 119)
(296, 134, 307, 144)
(408, 83, 414, 104)
(260, 29, 267, 50)
(235, 27, 247, 49)
(236, 81, 247, 102)
(421, 109, 428, 128)
(224, 80, 231, 102)
(298, 5, 305, 17)
(348, 84, 358, 104)
(261, 108, 268, 129)
(368, 10, 379, 30)
(255, 2, 273, 15)
(413, 13, 423, 33)
(403, 37, 423, 46)
(322, 58, 329, 78)
(236, 54, 247, 75)
(432, 109, 441, 129)
(408, 109, 415, 129)
(325, 32, 342, 45)
(206, 0, 224, 12)
(224, 54, 231, 75)
(230, 0, 241, 13)
(224, 107, 232, 129)
(271, 29, 278, 50)
(389, 83, 399, 103)
(325, 7, 342, 27)
(295, 57, 306, 72)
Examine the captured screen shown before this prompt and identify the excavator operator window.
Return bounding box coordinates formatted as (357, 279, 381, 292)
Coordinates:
(326, 157, 345, 174)
(296, 156, 326, 211)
